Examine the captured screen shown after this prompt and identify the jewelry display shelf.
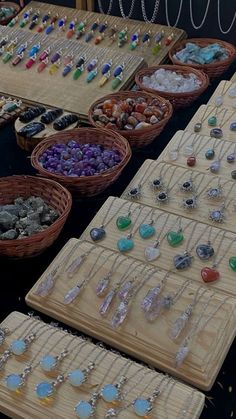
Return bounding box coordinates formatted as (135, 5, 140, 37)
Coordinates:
(80, 196, 236, 298)
(186, 105, 236, 142)
(157, 130, 236, 181)
(0, 311, 205, 418)
(231, 72, 236, 83)
(18, 1, 186, 66)
(121, 160, 236, 234)
(25, 239, 236, 391)
(0, 94, 27, 128)
(208, 80, 236, 109)
(0, 27, 144, 122)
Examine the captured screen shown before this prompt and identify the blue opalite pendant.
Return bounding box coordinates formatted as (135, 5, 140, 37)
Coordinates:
(87, 69, 97, 82)
(75, 400, 94, 418)
(40, 354, 57, 371)
(101, 384, 119, 403)
(68, 369, 85, 387)
(133, 398, 152, 416)
(139, 224, 156, 239)
(117, 236, 134, 252)
(5, 374, 23, 391)
(10, 339, 26, 355)
(35, 381, 54, 399)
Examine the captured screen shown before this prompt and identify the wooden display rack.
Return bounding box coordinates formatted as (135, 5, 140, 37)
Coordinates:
(186, 105, 236, 142)
(157, 130, 236, 181)
(121, 160, 236, 234)
(0, 26, 144, 121)
(0, 311, 205, 418)
(19, 1, 186, 66)
(80, 196, 236, 298)
(25, 239, 236, 391)
(208, 80, 236, 109)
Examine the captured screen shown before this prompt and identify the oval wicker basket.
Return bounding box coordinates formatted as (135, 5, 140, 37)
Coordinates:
(135, 65, 209, 110)
(31, 127, 131, 197)
(0, 175, 72, 258)
(169, 38, 236, 79)
(88, 91, 173, 149)
(0, 2, 20, 25)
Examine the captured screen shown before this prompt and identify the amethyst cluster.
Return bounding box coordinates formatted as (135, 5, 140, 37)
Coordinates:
(39, 140, 122, 177)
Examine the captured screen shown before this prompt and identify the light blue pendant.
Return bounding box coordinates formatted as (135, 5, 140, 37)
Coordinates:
(117, 237, 134, 252)
(10, 339, 26, 355)
(40, 354, 57, 371)
(101, 384, 119, 402)
(133, 398, 152, 416)
(139, 224, 156, 239)
(5, 374, 23, 391)
(75, 401, 94, 418)
(86, 69, 97, 83)
(68, 369, 85, 387)
(35, 381, 54, 399)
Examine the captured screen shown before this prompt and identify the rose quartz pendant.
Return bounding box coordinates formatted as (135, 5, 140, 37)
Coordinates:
(201, 267, 220, 283)
(12, 54, 23, 66)
(64, 55, 73, 65)
(37, 58, 48, 73)
(187, 156, 196, 167)
(25, 56, 36, 69)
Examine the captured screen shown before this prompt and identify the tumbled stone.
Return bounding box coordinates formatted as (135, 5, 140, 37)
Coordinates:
(196, 244, 214, 260)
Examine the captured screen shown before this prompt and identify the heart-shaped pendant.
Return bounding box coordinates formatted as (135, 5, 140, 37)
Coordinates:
(117, 237, 134, 253)
(90, 227, 106, 242)
(201, 267, 220, 283)
(167, 231, 184, 247)
(229, 256, 236, 272)
(173, 253, 192, 270)
(144, 246, 160, 261)
(116, 216, 131, 231)
(196, 244, 214, 260)
(139, 224, 156, 239)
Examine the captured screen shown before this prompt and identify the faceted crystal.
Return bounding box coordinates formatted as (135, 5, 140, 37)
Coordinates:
(133, 398, 152, 416)
(139, 224, 156, 239)
(144, 297, 162, 321)
(90, 227, 106, 242)
(117, 237, 134, 252)
(141, 285, 161, 312)
(175, 343, 189, 367)
(66, 256, 84, 278)
(111, 301, 129, 329)
(196, 244, 214, 260)
(173, 254, 192, 269)
(205, 149, 215, 160)
(96, 276, 110, 296)
(144, 245, 160, 261)
(229, 256, 236, 272)
(170, 306, 193, 340)
(118, 281, 133, 300)
(64, 284, 82, 304)
(99, 289, 116, 316)
(167, 231, 184, 247)
(116, 216, 131, 230)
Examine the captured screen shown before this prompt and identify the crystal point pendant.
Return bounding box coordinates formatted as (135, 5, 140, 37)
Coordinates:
(90, 227, 106, 242)
(170, 304, 193, 340)
(49, 62, 60, 75)
(99, 72, 110, 87)
(51, 50, 61, 64)
(37, 58, 48, 73)
(29, 43, 40, 57)
(63, 284, 83, 304)
(34, 270, 56, 296)
(117, 236, 134, 252)
(118, 281, 134, 301)
(112, 75, 123, 90)
(141, 285, 161, 313)
(201, 267, 220, 283)
(152, 42, 161, 55)
(173, 253, 193, 270)
(175, 342, 189, 367)
(94, 34, 104, 44)
(12, 54, 23, 66)
(87, 69, 97, 82)
(102, 61, 112, 75)
(116, 215, 131, 230)
(62, 62, 73, 77)
(229, 256, 236, 271)
(113, 64, 125, 78)
(73, 66, 84, 80)
(25, 55, 36, 69)
(99, 289, 116, 316)
(196, 244, 214, 260)
(139, 223, 155, 239)
(167, 231, 184, 247)
(2, 51, 13, 63)
(96, 275, 111, 296)
(111, 301, 129, 329)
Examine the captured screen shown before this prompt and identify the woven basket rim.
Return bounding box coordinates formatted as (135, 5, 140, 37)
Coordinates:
(135, 64, 209, 98)
(0, 2, 20, 23)
(169, 38, 236, 68)
(0, 174, 72, 246)
(31, 127, 131, 182)
(88, 91, 173, 138)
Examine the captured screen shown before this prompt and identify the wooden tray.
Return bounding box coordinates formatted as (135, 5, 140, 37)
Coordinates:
(0, 311, 205, 418)
(25, 239, 236, 391)
(0, 26, 145, 122)
(208, 80, 236, 109)
(157, 130, 236, 181)
(121, 161, 236, 234)
(0, 94, 27, 128)
(186, 105, 236, 142)
(80, 196, 236, 298)
(18, 1, 186, 67)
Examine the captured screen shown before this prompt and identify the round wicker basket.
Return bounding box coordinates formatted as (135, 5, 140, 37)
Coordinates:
(0, 2, 20, 25)
(88, 91, 173, 149)
(31, 127, 131, 197)
(169, 38, 236, 79)
(135, 65, 209, 109)
(0, 175, 72, 258)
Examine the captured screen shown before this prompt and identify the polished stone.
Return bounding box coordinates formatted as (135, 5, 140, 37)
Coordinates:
(196, 244, 214, 260)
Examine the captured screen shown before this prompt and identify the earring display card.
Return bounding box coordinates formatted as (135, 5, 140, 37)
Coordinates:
(0, 311, 205, 418)
(25, 239, 236, 391)
(186, 105, 236, 142)
(0, 27, 144, 121)
(208, 81, 236, 110)
(17, 1, 186, 66)
(157, 130, 236, 181)
(121, 160, 236, 234)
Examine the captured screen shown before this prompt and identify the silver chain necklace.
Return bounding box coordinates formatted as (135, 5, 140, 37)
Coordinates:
(165, 0, 183, 27)
(189, 0, 211, 29)
(118, 0, 136, 19)
(217, 0, 236, 34)
(97, 0, 114, 15)
(141, 0, 161, 23)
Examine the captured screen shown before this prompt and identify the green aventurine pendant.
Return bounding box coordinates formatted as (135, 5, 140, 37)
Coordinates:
(117, 235, 134, 252)
(167, 231, 184, 247)
(208, 116, 217, 127)
(229, 257, 236, 271)
(112, 75, 122, 90)
(2, 52, 12, 63)
(116, 216, 132, 231)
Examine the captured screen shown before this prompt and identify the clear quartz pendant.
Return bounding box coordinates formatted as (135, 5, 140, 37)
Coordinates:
(96, 275, 111, 297)
(169, 304, 193, 340)
(111, 301, 129, 329)
(175, 341, 189, 367)
(34, 269, 57, 297)
(99, 289, 116, 316)
(141, 285, 162, 313)
(183, 145, 194, 157)
(168, 149, 179, 161)
(63, 282, 84, 305)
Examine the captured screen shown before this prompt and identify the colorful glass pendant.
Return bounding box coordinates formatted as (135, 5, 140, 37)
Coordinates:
(6, 38, 17, 52)
(167, 230, 184, 247)
(87, 68, 98, 83)
(25, 54, 37, 69)
(87, 58, 98, 72)
(8, 16, 18, 27)
(37, 13, 50, 32)
(130, 31, 139, 50)
(142, 31, 151, 45)
(205, 149, 215, 160)
(76, 21, 86, 39)
(5, 366, 32, 392)
(117, 235, 134, 252)
(49, 61, 60, 75)
(58, 16, 67, 30)
(118, 28, 127, 47)
(132, 388, 162, 417)
(99, 72, 110, 87)
(0, 37, 8, 48)
(62, 62, 73, 77)
(75, 395, 98, 418)
(98, 21, 107, 33)
(64, 53, 73, 66)
(10, 333, 36, 356)
(2, 101, 18, 112)
(113, 63, 125, 77)
(51, 50, 62, 64)
(2, 51, 13, 63)
(35, 375, 65, 400)
(100, 375, 127, 404)
(154, 31, 164, 43)
(67, 19, 77, 38)
(37, 58, 48, 73)
(165, 33, 174, 45)
(173, 252, 193, 270)
(152, 42, 161, 56)
(19, 8, 32, 27)
(201, 267, 220, 283)
(12, 52, 24, 66)
(16, 42, 27, 56)
(102, 60, 112, 75)
(108, 26, 117, 44)
(210, 128, 223, 139)
(29, 43, 40, 57)
(39, 47, 50, 61)
(29, 11, 40, 30)
(40, 349, 68, 372)
(68, 362, 95, 387)
(229, 256, 236, 272)
(45, 15, 58, 34)
(73, 65, 84, 80)
(196, 244, 214, 260)
(112, 74, 123, 90)
(76, 55, 86, 68)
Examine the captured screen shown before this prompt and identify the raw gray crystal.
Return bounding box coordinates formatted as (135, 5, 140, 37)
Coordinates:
(0, 229, 18, 240)
(0, 211, 17, 231)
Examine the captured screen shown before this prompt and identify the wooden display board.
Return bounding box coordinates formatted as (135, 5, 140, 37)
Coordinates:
(0, 26, 144, 121)
(79, 196, 236, 298)
(208, 80, 236, 109)
(231, 72, 236, 83)
(26, 239, 236, 391)
(121, 160, 236, 234)
(186, 105, 236, 142)
(0, 311, 205, 418)
(157, 130, 236, 181)
(18, 1, 186, 66)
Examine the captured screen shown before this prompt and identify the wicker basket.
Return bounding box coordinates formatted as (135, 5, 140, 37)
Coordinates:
(0, 2, 20, 25)
(135, 65, 209, 110)
(0, 175, 72, 258)
(31, 127, 131, 197)
(88, 91, 173, 149)
(169, 38, 236, 79)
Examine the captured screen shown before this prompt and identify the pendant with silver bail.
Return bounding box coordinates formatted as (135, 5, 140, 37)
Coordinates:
(173, 251, 193, 270)
(180, 179, 194, 192)
(182, 195, 198, 210)
(132, 387, 160, 416)
(100, 375, 127, 404)
(209, 205, 225, 223)
(35, 374, 65, 400)
(150, 177, 163, 190)
(206, 184, 223, 200)
(5, 365, 32, 392)
(156, 189, 169, 204)
(127, 184, 142, 200)
(90, 224, 106, 242)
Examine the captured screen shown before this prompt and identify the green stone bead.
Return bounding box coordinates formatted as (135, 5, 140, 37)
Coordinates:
(2, 52, 12, 63)
(116, 216, 132, 231)
(73, 68, 82, 80)
(8, 21, 14, 27)
(167, 231, 184, 247)
(208, 116, 217, 127)
(130, 42, 137, 50)
(205, 149, 215, 160)
(231, 170, 236, 180)
(229, 256, 236, 271)
(77, 22, 84, 30)
(20, 21, 26, 28)
(112, 77, 122, 90)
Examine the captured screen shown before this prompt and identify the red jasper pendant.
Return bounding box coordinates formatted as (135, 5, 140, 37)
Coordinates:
(187, 156, 196, 167)
(201, 267, 220, 283)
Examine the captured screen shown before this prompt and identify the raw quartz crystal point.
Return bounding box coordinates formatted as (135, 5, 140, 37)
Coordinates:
(170, 304, 193, 340)
(99, 289, 116, 316)
(96, 275, 111, 296)
(63, 282, 84, 305)
(34, 269, 57, 297)
(175, 341, 189, 367)
(141, 285, 162, 313)
(111, 301, 129, 329)
(144, 295, 174, 322)
(66, 255, 84, 278)
(118, 281, 134, 300)
(141, 68, 202, 93)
